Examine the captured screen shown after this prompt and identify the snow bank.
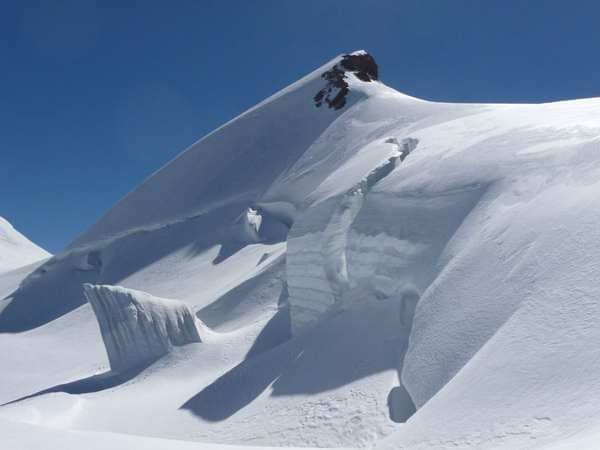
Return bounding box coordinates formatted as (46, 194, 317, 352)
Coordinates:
(84, 284, 205, 371)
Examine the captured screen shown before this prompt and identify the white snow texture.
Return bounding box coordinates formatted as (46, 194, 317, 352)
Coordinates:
(0, 217, 49, 274)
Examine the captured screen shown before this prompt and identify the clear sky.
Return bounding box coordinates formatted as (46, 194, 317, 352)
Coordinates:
(3, 0, 600, 253)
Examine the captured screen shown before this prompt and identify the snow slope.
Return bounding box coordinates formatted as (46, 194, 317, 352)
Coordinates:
(2, 50, 600, 449)
(0, 217, 49, 273)
(0, 417, 324, 450)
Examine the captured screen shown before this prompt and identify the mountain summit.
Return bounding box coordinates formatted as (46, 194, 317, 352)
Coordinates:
(314, 50, 379, 110)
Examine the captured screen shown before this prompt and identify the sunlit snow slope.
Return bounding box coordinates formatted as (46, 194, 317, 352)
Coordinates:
(2, 51, 600, 450)
(0, 217, 49, 273)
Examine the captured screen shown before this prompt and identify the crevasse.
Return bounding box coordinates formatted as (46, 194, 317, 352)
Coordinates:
(286, 138, 418, 334)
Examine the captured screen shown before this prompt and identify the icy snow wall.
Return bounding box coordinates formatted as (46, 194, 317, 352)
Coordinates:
(84, 284, 204, 372)
(286, 137, 419, 334)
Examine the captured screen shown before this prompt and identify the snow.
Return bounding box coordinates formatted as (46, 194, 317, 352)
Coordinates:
(0, 217, 50, 273)
(83, 284, 206, 372)
(286, 136, 420, 333)
(3, 51, 600, 449)
(0, 417, 324, 450)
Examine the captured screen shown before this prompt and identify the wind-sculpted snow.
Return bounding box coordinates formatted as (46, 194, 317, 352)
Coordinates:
(84, 284, 205, 372)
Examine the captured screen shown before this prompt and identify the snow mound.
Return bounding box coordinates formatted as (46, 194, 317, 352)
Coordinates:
(83, 284, 205, 372)
(0, 217, 50, 273)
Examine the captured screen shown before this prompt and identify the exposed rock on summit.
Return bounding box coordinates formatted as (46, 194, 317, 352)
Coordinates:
(314, 51, 379, 110)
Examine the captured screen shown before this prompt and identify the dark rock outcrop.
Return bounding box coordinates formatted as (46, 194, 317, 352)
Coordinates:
(314, 52, 378, 110)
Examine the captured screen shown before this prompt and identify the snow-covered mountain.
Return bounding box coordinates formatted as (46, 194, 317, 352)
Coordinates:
(0, 217, 49, 274)
(3, 50, 600, 449)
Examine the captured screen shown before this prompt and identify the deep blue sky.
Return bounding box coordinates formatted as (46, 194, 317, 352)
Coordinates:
(3, 0, 600, 253)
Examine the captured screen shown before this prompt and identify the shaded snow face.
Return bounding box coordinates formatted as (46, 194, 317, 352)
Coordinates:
(84, 284, 204, 372)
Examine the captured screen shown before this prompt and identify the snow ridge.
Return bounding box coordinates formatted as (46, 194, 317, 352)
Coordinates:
(0, 217, 50, 273)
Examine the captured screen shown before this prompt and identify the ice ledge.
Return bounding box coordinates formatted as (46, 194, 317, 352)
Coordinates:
(84, 284, 205, 372)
